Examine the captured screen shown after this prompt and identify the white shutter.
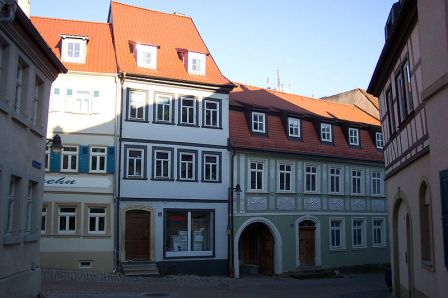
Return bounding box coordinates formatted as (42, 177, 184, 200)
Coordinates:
(91, 90, 101, 114)
(64, 88, 73, 112)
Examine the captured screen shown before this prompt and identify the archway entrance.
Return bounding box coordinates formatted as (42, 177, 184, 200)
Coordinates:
(125, 210, 150, 260)
(299, 220, 316, 267)
(239, 222, 274, 275)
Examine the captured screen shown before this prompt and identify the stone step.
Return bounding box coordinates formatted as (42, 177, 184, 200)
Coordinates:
(122, 262, 160, 276)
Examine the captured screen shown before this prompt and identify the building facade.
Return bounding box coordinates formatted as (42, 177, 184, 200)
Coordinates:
(0, 1, 65, 297)
(368, 0, 448, 297)
(229, 84, 388, 277)
(31, 17, 120, 272)
(109, 2, 234, 275)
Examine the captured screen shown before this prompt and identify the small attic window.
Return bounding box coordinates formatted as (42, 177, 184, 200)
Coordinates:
(135, 44, 157, 69)
(188, 52, 206, 75)
(61, 35, 88, 64)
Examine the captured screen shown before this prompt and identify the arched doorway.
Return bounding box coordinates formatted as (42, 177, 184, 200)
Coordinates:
(299, 220, 316, 267)
(239, 222, 274, 275)
(125, 210, 150, 260)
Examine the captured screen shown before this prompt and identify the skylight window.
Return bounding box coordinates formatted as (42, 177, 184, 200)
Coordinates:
(188, 52, 206, 75)
(135, 44, 158, 69)
(61, 35, 88, 64)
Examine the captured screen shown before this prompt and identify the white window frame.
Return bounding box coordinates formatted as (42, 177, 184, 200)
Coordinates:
(58, 207, 77, 234)
(351, 169, 363, 195)
(14, 61, 27, 114)
(128, 90, 146, 121)
(204, 99, 220, 128)
(372, 217, 387, 247)
(351, 218, 367, 248)
(154, 150, 171, 179)
(179, 152, 196, 181)
(41, 206, 48, 235)
(288, 117, 301, 138)
(329, 217, 346, 250)
(371, 171, 382, 196)
(180, 97, 196, 125)
(203, 153, 219, 182)
(348, 128, 359, 146)
(251, 112, 266, 133)
(61, 146, 79, 173)
(278, 162, 294, 192)
(304, 164, 318, 193)
(88, 207, 106, 235)
(248, 160, 267, 192)
(376, 132, 384, 149)
(6, 176, 18, 233)
(61, 36, 87, 64)
(126, 148, 144, 178)
(135, 44, 157, 69)
(25, 181, 35, 233)
(89, 146, 107, 173)
(329, 166, 343, 194)
(155, 94, 173, 123)
(72, 90, 91, 114)
(45, 146, 50, 171)
(320, 123, 332, 142)
(188, 52, 206, 75)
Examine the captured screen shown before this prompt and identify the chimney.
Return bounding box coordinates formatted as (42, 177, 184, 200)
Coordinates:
(16, 0, 30, 17)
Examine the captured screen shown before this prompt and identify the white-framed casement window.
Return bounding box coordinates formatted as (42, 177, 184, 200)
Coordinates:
(320, 123, 332, 142)
(6, 176, 19, 233)
(41, 206, 48, 235)
(58, 207, 77, 234)
(288, 117, 300, 138)
(154, 149, 171, 179)
(126, 148, 144, 178)
(61, 146, 79, 172)
(188, 52, 206, 75)
(88, 207, 106, 235)
(371, 171, 382, 196)
(128, 90, 146, 121)
(180, 97, 196, 125)
(249, 160, 266, 191)
(178, 152, 196, 181)
(31, 76, 44, 126)
(165, 210, 213, 257)
(278, 162, 293, 192)
(63, 89, 100, 115)
(348, 128, 360, 146)
(73, 90, 91, 114)
(204, 99, 220, 128)
(251, 112, 266, 133)
(329, 218, 346, 250)
(45, 146, 50, 171)
(203, 153, 220, 182)
(25, 181, 37, 233)
(155, 94, 173, 123)
(14, 59, 28, 114)
(352, 218, 366, 248)
(305, 164, 318, 193)
(135, 44, 158, 69)
(329, 167, 343, 194)
(376, 132, 384, 149)
(61, 36, 87, 63)
(90, 146, 107, 173)
(372, 218, 386, 247)
(351, 169, 363, 195)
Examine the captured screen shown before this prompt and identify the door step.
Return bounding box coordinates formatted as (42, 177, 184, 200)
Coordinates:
(289, 266, 334, 279)
(122, 261, 160, 276)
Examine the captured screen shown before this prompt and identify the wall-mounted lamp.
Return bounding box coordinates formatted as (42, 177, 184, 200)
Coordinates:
(46, 134, 63, 153)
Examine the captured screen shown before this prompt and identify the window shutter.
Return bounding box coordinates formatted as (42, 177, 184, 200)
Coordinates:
(64, 89, 73, 112)
(107, 146, 115, 174)
(79, 145, 89, 173)
(51, 88, 64, 112)
(440, 169, 448, 268)
(50, 151, 61, 172)
(91, 90, 101, 114)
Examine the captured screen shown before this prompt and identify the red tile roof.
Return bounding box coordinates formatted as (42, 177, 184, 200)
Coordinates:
(31, 17, 117, 74)
(230, 83, 383, 162)
(109, 1, 233, 87)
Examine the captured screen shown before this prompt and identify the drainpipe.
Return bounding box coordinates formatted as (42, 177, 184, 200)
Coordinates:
(0, 0, 17, 23)
(228, 142, 237, 277)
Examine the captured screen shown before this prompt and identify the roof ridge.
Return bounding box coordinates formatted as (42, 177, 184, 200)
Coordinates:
(111, 1, 192, 19)
(31, 16, 109, 26)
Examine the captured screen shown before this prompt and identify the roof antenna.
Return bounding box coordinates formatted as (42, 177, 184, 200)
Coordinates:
(276, 67, 281, 91)
(266, 77, 271, 89)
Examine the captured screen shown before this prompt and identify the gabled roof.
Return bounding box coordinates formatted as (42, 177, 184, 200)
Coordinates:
(109, 1, 233, 87)
(31, 17, 117, 74)
(230, 83, 380, 126)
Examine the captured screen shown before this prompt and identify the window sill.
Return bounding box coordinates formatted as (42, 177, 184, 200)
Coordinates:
(351, 193, 365, 197)
(30, 125, 45, 138)
(276, 190, 296, 194)
(24, 233, 39, 243)
(247, 190, 269, 194)
(328, 192, 345, 196)
(12, 112, 31, 128)
(125, 118, 149, 123)
(202, 179, 222, 184)
(153, 120, 175, 126)
(201, 125, 223, 130)
(421, 260, 434, 271)
(329, 247, 347, 252)
(177, 123, 199, 128)
(0, 98, 10, 114)
(123, 177, 147, 180)
(84, 234, 111, 238)
(53, 233, 81, 238)
(89, 171, 108, 175)
(352, 245, 367, 250)
(176, 179, 199, 183)
(372, 244, 387, 248)
(3, 234, 22, 246)
(304, 191, 321, 195)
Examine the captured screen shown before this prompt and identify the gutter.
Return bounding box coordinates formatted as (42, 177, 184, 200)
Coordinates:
(228, 141, 237, 277)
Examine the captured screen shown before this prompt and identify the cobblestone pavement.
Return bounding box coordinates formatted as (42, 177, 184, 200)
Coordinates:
(41, 269, 392, 298)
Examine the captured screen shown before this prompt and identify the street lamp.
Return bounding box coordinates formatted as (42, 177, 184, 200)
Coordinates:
(233, 184, 242, 194)
(46, 134, 63, 153)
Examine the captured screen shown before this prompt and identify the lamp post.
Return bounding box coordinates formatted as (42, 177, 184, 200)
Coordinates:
(229, 183, 241, 277)
(46, 134, 63, 153)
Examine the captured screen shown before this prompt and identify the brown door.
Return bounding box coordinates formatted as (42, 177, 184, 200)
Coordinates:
(125, 210, 150, 260)
(259, 226, 274, 275)
(299, 227, 315, 266)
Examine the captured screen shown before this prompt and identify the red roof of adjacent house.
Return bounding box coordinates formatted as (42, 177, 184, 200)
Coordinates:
(230, 83, 383, 162)
(109, 1, 232, 87)
(31, 17, 117, 74)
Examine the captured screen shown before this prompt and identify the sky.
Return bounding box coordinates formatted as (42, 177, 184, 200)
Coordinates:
(32, 0, 396, 98)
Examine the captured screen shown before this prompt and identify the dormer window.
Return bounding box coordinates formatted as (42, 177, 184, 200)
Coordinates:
(188, 52, 206, 75)
(61, 35, 88, 64)
(320, 123, 332, 142)
(288, 117, 301, 138)
(135, 44, 157, 69)
(252, 112, 266, 133)
(349, 128, 360, 146)
(376, 132, 384, 149)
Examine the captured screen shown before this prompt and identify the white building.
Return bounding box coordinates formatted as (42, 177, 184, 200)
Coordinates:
(109, 2, 234, 274)
(0, 1, 65, 296)
(31, 16, 119, 272)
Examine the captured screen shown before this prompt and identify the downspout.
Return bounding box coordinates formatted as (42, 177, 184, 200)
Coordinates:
(113, 71, 125, 273)
(228, 140, 237, 277)
(0, 1, 17, 23)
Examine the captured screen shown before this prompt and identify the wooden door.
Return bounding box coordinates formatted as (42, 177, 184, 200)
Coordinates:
(259, 226, 274, 275)
(125, 210, 150, 260)
(299, 227, 315, 266)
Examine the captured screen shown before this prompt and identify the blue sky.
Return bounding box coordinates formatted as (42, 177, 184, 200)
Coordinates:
(32, 0, 395, 98)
